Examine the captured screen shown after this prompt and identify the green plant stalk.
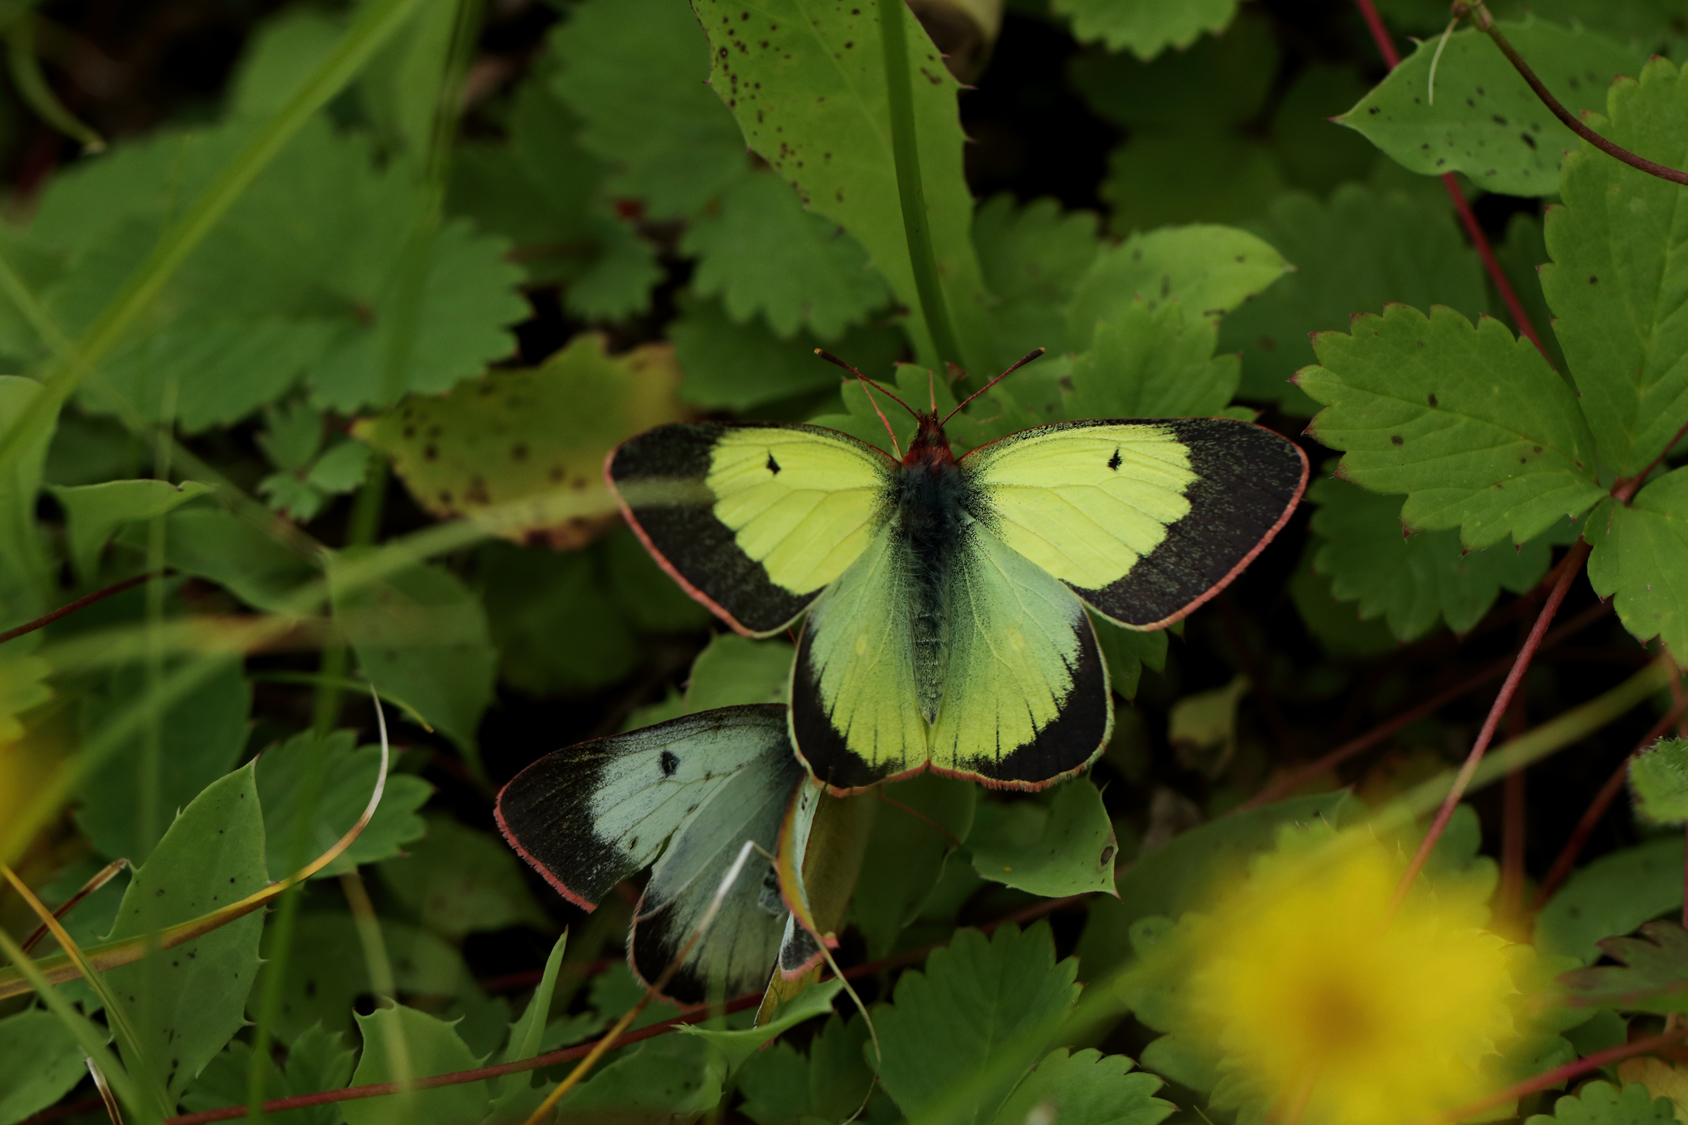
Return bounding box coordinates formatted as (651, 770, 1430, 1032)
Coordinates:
(6, 12, 103, 152)
(878, 0, 965, 375)
(0, 0, 431, 484)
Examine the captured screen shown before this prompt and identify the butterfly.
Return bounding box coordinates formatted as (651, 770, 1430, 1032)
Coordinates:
(495, 704, 828, 1005)
(607, 351, 1309, 795)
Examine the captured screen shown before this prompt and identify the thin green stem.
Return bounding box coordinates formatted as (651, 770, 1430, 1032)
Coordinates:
(877, 0, 964, 375)
(0, 0, 430, 483)
(5, 12, 103, 152)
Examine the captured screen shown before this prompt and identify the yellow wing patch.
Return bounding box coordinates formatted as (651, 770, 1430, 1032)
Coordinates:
(965, 424, 1197, 592)
(707, 429, 891, 596)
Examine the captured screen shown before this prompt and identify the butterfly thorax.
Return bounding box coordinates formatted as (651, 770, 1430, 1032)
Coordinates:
(893, 414, 971, 725)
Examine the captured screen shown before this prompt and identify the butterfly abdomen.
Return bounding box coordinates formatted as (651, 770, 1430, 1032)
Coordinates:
(895, 458, 973, 724)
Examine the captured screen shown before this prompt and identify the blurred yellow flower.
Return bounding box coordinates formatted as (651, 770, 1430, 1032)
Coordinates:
(1178, 828, 1542, 1125)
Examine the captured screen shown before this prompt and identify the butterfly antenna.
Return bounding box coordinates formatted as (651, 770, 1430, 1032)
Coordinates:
(940, 347, 1046, 427)
(814, 348, 910, 458)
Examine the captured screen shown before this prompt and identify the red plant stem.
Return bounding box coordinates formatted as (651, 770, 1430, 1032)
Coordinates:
(18, 1099, 102, 1125)
(1238, 598, 1611, 812)
(1350, 0, 1552, 363)
(0, 573, 152, 645)
(1439, 1028, 1688, 1122)
(1529, 693, 1688, 910)
(1392, 539, 1590, 909)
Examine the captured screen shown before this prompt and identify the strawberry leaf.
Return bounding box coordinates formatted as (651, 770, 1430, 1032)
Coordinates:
(1586, 470, 1688, 656)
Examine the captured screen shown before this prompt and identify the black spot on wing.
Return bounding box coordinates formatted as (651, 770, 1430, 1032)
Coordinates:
(660, 750, 679, 777)
(952, 611, 1110, 787)
(766, 452, 781, 475)
(1075, 419, 1307, 628)
(1107, 448, 1122, 471)
(610, 422, 829, 635)
(790, 622, 900, 792)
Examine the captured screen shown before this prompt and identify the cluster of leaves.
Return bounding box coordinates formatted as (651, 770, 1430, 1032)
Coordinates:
(6, 0, 1688, 1124)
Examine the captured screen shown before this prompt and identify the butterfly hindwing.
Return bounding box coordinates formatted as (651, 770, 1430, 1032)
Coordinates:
(964, 418, 1309, 628)
(608, 421, 894, 636)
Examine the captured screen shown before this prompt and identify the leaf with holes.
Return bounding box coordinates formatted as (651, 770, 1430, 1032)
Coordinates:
(1297, 304, 1604, 549)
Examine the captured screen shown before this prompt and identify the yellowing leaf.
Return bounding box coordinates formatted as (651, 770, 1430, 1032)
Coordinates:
(355, 333, 684, 547)
(1618, 1060, 1688, 1125)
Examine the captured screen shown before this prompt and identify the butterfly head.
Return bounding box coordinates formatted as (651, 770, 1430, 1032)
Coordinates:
(903, 410, 957, 469)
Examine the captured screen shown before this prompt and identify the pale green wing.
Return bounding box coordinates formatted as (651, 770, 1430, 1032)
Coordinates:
(963, 418, 1308, 628)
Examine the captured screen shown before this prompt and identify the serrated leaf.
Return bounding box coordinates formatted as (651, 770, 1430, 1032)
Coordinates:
(1631, 738, 1688, 826)
(1541, 58, 1688, 479)
(990, 1047, 1174, 1125)
(1298, 304, 1604, 549)
(1308, 475, 1554, 641)
(1587, 471, 1688, 655)
(854, 773, 977, 956)
(180, 1025, 355, 1125)
(683, 632, 795, 712)
(567, 212, 666, 322)
(1289, 548, 1402, 657)
(691, 0, 995, 374)
(1337, 22, 1643, 197)
(548, 0, 749, 219)
(1525, 1082, 1677, 1125)
(1069, 18, 1277, 128)
(738, 1013, 876, 1125)
(116, 507, 317, 613)
(1065, 299, 1239, 419)
(105, 763, 267, 1096)
(680, 980, 843, 1074)
(50, 478, 213, 580)
(75, 657, 252, 863)
(256, 730, 431, 880)
(681, 172, 891, 341)
(670, 291, 902, 411)
(876, 923, 1081, 1125)
(1067, 225, 1289, 352)
(1537, 837, 1685, 965)
(330, 555, 496, 749)
(344, 1005, 490, 1125)
(972, 194, 1101, 362)
(377, 812, 550, 939)
(556, 1035, 727, 1118)
(1050, 0, 1241, 60)
(355, 333, 681, 546)
(1102, 129, 1286, 235)
(0, 652, 52, 741)
(969, 779, 1117, 898)
(1494, 211, 1569, 374)
(1561, 921, 1688, 1013)
(1218, 185, 1487, 415)
(0, 1009, 87, 1125)
(1092, 616, 1168, 701)
(484, 933, 566, 1119)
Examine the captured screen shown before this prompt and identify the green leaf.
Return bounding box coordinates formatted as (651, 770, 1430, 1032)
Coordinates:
(681, 172, 891, 341)
(377, 812, 550, 939)
(690, 0, 996, 374)
(1050, 0, 1241, 60)
(683, 633, 795, 712)
(477, 542, 639, 695)
(1288, 548, 1404, 657)
(104, 762, 267, 1097)
(1541, 58, 1688, 479)
(680, 979, 843, 1074)
(1525, 1082, 1677, 1125)
(671, 291, 902, 411)
(116, 507, 317, 613)
(556, 1035, 727, 1118)
(75, 657, 252, 863)
(1066, 226, 1289, 352)
(1308, 475, 1554, 641)
(1068, 18, 1278, 128)
(1218, 185, 1487, 415)
(0, 652, 52, 741)
(1101, 130, 1286, 235)
(330, 554, 495, 749)
(0, 1008, 87, 1125)
(180, 1025, 356, 1125)
(227, 8, 345, 118)
(565, 214, 665, 322)
(251, 911, 473, 1042)
(1167, 675, 1249, 777)
(972, 194, 1101, 362)
(255, 729, 432, 880)
(1336, 22, 1644, 197)
(354, 333, 681, 542)
(343, 1005, 490, 1125)
(1066, 300, 1238, 419)
(547, 0, 748, 219)
(1270, 65, 1378, 195)
(1561, 921, 1688, 1014)
(1538, 837, 1685, 965)
(50, 478, 213, 580)
(1298, 303, 1604, 549)
(738, 1013, 877, 1125)
(1631, 738, 1688, 826)
(1493, 211, 1568, 374)
(1587, 471, 1688, 655)
(969, 778, 1117, 898)
(1092, 617, 1168, 701)
(877, 923, 1080, 1124)
(989, 1048, 1174, 1125)
(854, 773, 977, 956)
(0, 377, 55, 629)
(486, 933, 566, 1118)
